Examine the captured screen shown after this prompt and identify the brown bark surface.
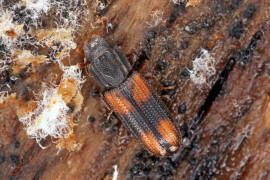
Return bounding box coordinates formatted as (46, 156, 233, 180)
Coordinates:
(1, 0, 270, 179)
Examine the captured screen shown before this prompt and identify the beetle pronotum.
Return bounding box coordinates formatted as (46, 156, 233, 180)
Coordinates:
(84, 38, 180, 156)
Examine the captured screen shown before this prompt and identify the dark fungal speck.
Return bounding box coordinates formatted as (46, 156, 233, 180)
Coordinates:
(188, 155, 197, 166)
(173, 50, 180, 60)
(14, 141, 20, 149)
(91, 88, 100, 98)
(0, 70, 10, 83)
(127, 150, 178, 179)
(0, 154, 5, 164)
(162, 79, 175, 87)
(144, 29, 157, 59)
(243, 4, 257, 20)
(167, 3, 185, 27)
(163, 40, 175, 54)
(180, 68, 190, 78)
(155, 59, 168, 72)
(10, 154, 20, 165)
(178, 103, 187, 114)
(202, 17, 216, 29)
(23, 24, 30, 32)
(181, 41, 189, 49)
(184, 23, 200, 35)
(179, 121, 188, 138)
(161, 158, 175, 174)
(88, 116, 96, 123)
(229, 20, 245, 39)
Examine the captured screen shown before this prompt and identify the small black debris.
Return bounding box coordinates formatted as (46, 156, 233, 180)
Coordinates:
(91, 88, 100, 98)
(181, 41, 189, 49)
(178, 103, 187, 114)
(14, 141, 20, 149)
(188, 155, 197, 166)
(229, 21, 245, 39)
(179, 121, 188, 138)
(88, 116, 96, 123)
(0, 154, 5, 164)
(10, 154, 20, 165)
(155, 59, 168, 72)
(180, 68, 190, 78)
(243, 4, 257, 20)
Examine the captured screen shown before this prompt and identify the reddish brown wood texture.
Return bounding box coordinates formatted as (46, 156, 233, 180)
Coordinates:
(1, 0, 270, 179)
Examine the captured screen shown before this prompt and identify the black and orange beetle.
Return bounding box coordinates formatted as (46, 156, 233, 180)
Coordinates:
(84, 38, 180, 156)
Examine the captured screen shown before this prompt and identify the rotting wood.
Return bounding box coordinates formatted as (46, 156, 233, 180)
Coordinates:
(0, 0, 270, 180)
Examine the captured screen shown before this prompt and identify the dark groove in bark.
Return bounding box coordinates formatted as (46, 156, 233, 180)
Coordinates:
(189, 58, 236, 135)
(32, 163, 47, 180)
(167, 28, 264, 180)
(189, 29, 263, 136)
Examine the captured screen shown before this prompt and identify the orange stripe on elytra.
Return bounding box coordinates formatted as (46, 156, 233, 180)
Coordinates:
(157, 119, 178, 148)
(140, 131, 166, 156)
(105, 90, 133, 115)
(131, 73, 151, 104)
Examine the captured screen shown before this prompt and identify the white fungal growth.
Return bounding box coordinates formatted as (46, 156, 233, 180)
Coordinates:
(61, 64, 85, 89)
(0, 0, 89, 65)
(189, 49, 216, 86)
(24, 0, 51, 19)
(0, 11, 23, 37)
(1, 0, 88, 147)
(18, 65, 84, 147)
(19, 89, 71, 143)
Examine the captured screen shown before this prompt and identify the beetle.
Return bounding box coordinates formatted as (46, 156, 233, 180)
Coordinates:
(84, 38, 180, 156)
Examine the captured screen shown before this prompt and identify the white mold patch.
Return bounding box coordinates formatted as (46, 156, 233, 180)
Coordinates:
(61, 64, 85, 89)
(1, 0, 88, 148)
(18, 65, 85, 147)
(0, 11, 24, 38)
(0, 0, 89, 65)
(19, 88, 71, 143)
(189, 49, 216, 86)
(24, 0, 51, 19)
